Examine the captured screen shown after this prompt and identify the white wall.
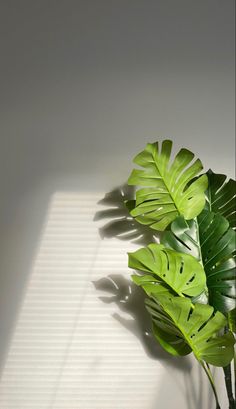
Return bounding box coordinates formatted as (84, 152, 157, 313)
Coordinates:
(0, 1, 234, 408)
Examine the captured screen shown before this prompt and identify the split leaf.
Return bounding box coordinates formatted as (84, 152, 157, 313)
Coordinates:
(128, 140, 208, 231)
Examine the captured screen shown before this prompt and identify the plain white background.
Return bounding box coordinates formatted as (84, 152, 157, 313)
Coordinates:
(0, 1, 235, 408)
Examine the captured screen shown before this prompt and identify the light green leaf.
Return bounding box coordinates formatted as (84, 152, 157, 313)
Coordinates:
(128, 140, 208, 231)
(131, 274, 173, 297)
(146, 295, 235, 367)
(128, 243, 206, 298)
(162, 211, 236, 314)
(228, 308, 236, 333)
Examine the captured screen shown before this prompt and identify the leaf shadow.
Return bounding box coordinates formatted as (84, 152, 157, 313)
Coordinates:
(93, 274, 205, 409)
(94, 184, 158, 246)
(93, 274, 190, 370)
(93, 184, 205, 408)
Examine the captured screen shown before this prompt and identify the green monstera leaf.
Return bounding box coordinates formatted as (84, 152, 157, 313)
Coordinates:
(162, 211, 236, 314)
(205, 170, 236, 229)
(127, 140, 208, 231)
(131, 274, 172, 298)
(128, 243, 206, 298)
(146, 294, 235, 367)
(228, 308, 236, 333)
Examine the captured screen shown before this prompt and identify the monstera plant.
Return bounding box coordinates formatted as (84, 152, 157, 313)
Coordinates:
(126, 140, 235, 409)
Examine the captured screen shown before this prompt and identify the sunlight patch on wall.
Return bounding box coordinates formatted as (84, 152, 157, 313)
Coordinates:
(0, 192, 171, 409)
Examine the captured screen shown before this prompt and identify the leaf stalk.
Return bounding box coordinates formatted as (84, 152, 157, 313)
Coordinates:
(223, 363, 235, 409)
(200, 361, 221, 409)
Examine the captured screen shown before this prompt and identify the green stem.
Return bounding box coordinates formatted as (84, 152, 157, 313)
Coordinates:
(195, 216, 204, 267)
(200, 361, 221, 409)
(222, 326, 235, 408)
(223, 363, 235, 409)
(234, 353, 236, 404)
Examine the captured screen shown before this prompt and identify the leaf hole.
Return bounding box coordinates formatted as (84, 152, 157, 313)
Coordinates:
(179, 262, 184, 274)
(187, 309, 193, 321)
(175, 236, 191, 251)
(163, 250, 170, 270)
(197, 320, 210, 333)
(187, 275, 195, 285)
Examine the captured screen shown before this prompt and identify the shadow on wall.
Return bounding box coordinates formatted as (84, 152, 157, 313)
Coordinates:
(94, 184, 157, 245)
(94, 274, 211, 409)
(93, 183, 185, 366)
(93, 184, 209, 409)
(94, 274, 183, 365)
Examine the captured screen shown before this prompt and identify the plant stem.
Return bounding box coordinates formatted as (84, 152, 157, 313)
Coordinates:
(223, 326, 235, 408)
(234, 353, 236, 404)
(200, 361, 221, 409)
(223, 363, 235, 409)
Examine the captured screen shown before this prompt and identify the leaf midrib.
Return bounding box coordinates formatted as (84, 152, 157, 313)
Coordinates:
(151, 151, 182, 215)
(161, 302, 202, 360)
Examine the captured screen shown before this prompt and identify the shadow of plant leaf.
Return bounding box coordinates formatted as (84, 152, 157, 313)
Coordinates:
(93, 184, 209, 408)
(94, 184, 159, 245)
(93, 274, 191, 372)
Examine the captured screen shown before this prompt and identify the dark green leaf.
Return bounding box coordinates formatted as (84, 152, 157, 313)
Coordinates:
(162, 211, 236, 313)
(205, 170, 236, 229)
